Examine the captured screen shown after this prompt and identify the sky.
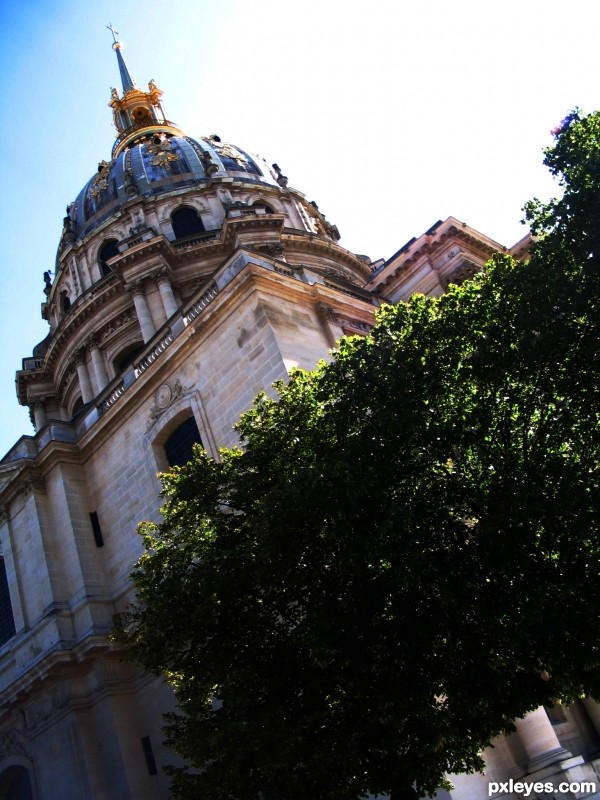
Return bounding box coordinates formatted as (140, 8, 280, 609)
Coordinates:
(0, 0, 598, 458)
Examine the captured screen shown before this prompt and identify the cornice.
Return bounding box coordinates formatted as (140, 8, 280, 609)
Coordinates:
(375, 224, 503, 291)
(281, 231, 373, 279)
(44, 277, 122, 371)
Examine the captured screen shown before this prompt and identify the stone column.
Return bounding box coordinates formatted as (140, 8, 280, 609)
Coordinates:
(88, 335, 110, 392)
(154, 270, 179, 319)
(514, 707, 572, 773)
(31, 399, 47, 431)
(75, 351, 94, 404)
(128, 281, 155, 343)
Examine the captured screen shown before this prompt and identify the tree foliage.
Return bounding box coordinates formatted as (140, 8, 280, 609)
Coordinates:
(115, 110, 600, 800)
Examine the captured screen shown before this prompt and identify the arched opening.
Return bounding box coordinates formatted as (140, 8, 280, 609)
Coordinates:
(164, 415, 203, 468)
(98, 239, 120, 277)
(59, 290, 71, 314)
(70, 396, 84, 419)
(171, 207, 205, 240)
(113, 342, 145, 374)
(0, 765, 34, 800)
(252, 201, 274, 214)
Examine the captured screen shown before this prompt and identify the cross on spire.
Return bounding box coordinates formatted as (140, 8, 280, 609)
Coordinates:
(106, 23, 119, 44)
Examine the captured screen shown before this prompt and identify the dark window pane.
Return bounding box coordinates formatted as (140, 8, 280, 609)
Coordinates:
(171, 207, 204, 239)
(164, 416, 202, 467)
(99, 239, 120, 276)
(0, 558, 16, 646)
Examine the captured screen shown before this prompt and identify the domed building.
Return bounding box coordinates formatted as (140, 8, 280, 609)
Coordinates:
(0, 35, 599, 800)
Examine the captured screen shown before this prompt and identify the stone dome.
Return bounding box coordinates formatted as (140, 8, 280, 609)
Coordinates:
(65, 134, 279, 244)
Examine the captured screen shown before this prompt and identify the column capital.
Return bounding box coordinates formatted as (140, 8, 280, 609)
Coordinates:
(74, 348, 88, 366)
(86, 332, 102, 350)
(126, 280, 146, 296)
(16, 476, 47, 498)
(151, 268, 172, 284)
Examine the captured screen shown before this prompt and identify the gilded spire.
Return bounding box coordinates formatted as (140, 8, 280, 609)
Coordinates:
(107, 24, 136, 93)
(106, 27, 185, 157)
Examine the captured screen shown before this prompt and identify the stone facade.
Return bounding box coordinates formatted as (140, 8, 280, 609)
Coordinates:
(0, 39, 598, 800)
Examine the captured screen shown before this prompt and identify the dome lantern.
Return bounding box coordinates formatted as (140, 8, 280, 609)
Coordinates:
(106, 25, 185, 157)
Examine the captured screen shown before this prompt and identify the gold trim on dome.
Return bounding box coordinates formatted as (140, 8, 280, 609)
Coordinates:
(206, 139, 248, 166)
(112, 123, 184, 157)
(145, 135, 180, 167)
(89, 160, 113, 199)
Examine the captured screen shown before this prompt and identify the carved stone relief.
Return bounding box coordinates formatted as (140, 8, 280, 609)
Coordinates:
(0, 729, 29, 762)
(146, 379, 188, 431)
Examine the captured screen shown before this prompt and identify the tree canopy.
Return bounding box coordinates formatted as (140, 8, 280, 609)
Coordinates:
(115, 110, 600, 800)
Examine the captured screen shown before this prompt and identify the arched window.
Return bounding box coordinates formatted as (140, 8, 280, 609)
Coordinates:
(113, 342, 145, 374)
(99, 239, 120, 276)
(171, 207, 205, 240)
(59, 290, 71, 314)
(0, 765, 34, 800)
(252, 201, 274, 214)
(0, 558, 15, 647)
(164, 415, 202, 467)
(71, 396, 84, 418)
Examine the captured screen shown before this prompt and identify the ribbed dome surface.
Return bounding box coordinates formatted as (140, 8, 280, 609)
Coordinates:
(67, 135, 278, 241)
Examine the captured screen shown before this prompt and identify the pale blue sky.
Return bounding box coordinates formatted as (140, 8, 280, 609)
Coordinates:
(0, 0, 598, 457)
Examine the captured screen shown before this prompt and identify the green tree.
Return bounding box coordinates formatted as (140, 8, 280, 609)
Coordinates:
(115, 110, 600, 800)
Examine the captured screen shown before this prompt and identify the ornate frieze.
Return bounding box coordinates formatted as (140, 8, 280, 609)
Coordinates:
(316, 303, 371, 335)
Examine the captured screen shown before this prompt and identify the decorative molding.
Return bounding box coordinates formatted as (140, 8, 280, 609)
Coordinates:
(317, 303, 339, 324)
(146, 379, 187, 431)
(255, 243, 285, 259)
(85, 333, 101, 351)
(150, 268, 172, 284)
(342, 318, 372, 334)
(74, 348, 88, 366)
(24, 681, 69, 731)
(145, 135, 180, 167)
(56, 363, 77, 407)
(317, 303, 371, 335)
(440, 259, 480, 290)
(0, 729, 30, 762)
(324, 267, 361, 287)
(16, 477, 46, 498)
(89, 160, 112, 200)
(126, 280, 146, 297)
(99, 311, 135, 344)
(204, 138, 249, 167)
